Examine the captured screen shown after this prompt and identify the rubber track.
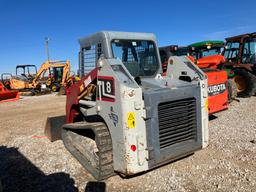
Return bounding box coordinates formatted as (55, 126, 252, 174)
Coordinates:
(62, 122, 115, 180)
(94, 123, 115, 180)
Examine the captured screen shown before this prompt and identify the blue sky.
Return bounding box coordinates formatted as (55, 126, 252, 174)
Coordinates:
(0, 0, 255, 74)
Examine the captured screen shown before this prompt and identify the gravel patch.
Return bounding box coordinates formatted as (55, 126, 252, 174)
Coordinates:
(0, 95, 255, 192)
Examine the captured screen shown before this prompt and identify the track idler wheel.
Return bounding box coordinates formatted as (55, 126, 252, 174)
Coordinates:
(62, 122, 115, 180)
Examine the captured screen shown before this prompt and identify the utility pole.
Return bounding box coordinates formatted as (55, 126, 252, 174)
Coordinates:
(45, 37, 50, 61)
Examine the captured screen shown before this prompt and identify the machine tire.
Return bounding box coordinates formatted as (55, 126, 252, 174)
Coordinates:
(227, 78, 237, 103)
(46, 79, 52, 86)
(58, 86, 66, 95)
(62, 122, 115, 180)
(51, 84, 57, 92)
(233, 69, 256, 97)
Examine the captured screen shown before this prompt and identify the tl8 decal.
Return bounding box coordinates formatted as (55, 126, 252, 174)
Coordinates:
(97, 76, 115, 102)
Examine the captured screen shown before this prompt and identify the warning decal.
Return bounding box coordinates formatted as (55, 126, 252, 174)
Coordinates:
(127, 112, 135, 128)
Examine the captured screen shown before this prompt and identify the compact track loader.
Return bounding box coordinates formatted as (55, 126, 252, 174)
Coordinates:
(45, 31, 208, 180)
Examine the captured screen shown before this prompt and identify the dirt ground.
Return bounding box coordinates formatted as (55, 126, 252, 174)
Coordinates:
(0, 94, 255, 192)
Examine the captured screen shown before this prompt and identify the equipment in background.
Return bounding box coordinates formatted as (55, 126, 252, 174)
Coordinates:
(0, 81, 19, 103)
(5, 60, 72, 95)
(1, 73, 12, 89)
(222, 33, 256, 97)
(160, 41, 229, 115)
(8, 65, 38, 92)
(34, 60, 72, 95)
(187, 41, 226, 69)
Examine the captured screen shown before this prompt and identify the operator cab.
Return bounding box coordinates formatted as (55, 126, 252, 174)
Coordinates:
(50, 67, 64, 82)
(111, 39, 159, 77)
(224, 36, 256, 65)
(188, 41, 224, 60)
(159, 46, 188, 74)
(16, 65, 37, 81)
(79, 31, 162, 86)
(242, 37, 256, 64)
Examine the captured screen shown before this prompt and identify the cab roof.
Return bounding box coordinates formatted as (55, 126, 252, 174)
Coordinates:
(79, 31, 157, 48)
(189, 40, 224, 48)
(16, 64, 36, 68)
(225, 32, 256, 42)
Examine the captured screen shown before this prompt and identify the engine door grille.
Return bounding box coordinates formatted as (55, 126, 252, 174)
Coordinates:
(158, 98, 197, 149)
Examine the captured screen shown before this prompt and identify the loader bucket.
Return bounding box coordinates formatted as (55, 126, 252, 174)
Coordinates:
(44, 115, 66, 142)
(0, 82, 20, 103)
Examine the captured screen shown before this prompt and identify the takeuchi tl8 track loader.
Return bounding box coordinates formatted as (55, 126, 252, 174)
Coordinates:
(45, 31, 209, 180)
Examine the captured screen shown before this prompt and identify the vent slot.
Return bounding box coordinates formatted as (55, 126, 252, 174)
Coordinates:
(158, 98, 197, 149)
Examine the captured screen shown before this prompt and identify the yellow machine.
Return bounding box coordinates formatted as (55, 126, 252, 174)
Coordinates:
(9, 60, 71, 95)
(32, 60, 71, 94)
(9, 65, 37, 90)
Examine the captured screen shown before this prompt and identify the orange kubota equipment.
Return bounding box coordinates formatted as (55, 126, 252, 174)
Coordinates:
(159, 44, 228, 115)
(0, 81, 19, 103)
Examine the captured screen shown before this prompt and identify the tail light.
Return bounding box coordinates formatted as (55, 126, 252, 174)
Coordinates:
(130, 145, 137, 152)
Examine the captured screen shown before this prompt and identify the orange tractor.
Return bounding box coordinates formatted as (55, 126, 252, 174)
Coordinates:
(187, 41, 225, 69)
(0, 81, 19, 103)
(160, 41, 229, 115)
(221, 32, 256, 97)
(7, 64, 38, 92)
